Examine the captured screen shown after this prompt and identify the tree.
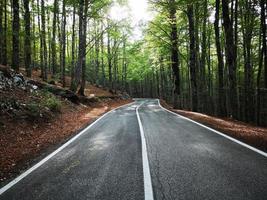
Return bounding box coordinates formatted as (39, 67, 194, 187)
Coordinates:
(221, 0, 238, 118)
(187, 4, 198, 112)
(214, 0, 226, 116)
(169, 0, 180, 108)
(12, 0, 20, 71)
(61, 0, 66, 87)
(51, 0, 58, 76)
(23, 0, 31, 77)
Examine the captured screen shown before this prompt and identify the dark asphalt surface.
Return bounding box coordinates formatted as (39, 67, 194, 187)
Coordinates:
(139, 99, 267, 200)
(1, 99, 267, 200)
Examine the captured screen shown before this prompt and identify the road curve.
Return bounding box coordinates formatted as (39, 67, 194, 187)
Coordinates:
(0, 99, 267, 200)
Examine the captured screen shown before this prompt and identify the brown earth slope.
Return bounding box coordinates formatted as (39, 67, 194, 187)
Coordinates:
(0, 66, 132, 183)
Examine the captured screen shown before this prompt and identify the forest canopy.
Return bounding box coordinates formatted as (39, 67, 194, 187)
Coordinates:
(0, 0, 266, 125)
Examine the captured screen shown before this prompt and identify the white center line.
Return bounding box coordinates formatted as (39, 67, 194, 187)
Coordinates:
(136, 101, 154, 200)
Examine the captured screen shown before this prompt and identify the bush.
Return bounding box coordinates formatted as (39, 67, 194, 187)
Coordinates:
(40, 92, 62, 113)
(26, 103, 41, 118)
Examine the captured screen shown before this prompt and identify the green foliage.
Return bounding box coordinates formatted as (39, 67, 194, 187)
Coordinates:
(40, 91, 62, 112)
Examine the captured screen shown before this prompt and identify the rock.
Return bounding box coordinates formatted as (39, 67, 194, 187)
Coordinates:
(13, 76, 23, 86)
(32, 85, 38, 90)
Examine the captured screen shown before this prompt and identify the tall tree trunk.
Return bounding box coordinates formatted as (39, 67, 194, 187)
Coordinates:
(0, 0, 3, 64)
(78, 0, 88, 95)
(51, 0, 58, 76)
(41, 0, 47, 80)
(71, 5, 76, 84)
(95, 21, 100, 84)
(200, 0, 208, 112)
(107, 29, 113, 89)
(71, 0, 84, 92)
(222, 0, 238, 118)
(61, 0, 66, 87)
(187, 4, 198, 112)
(260, 0, 267, 88)
(214, 0, 227, 116)
(169, 0, 180, 108)
(12, 0, 20, 71)
(23, 0, 31, 77)
(242, 0, 254, 122)
(257, 33, 263, 125)
(2, 0, 7, 65)
(37, 0, 43, 75)
(100, 23, 106, 86)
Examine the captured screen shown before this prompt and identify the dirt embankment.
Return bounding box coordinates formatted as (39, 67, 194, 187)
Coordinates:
(0, 65, 132, 184)
(160, 100, 267, 152)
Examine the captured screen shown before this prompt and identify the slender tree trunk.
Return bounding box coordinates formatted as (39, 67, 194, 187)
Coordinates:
(214, 0, 227, 116)
(257, 34, 263, 125)
(2, 0, 7, 65)
(0, 0, 3, 64)
(23, 0, 31, 77)
(187, 4, 198, 112)
(222, 0, 238, 118)
(200, 0, 208, 112)
(32, 0, 36, 70)
(242, 0, 254, 122)
(71, 0, 84, 92)
(51, 0, 58, 76)
(12, 0, 20, 71)
(78, 0, 88, 95)
(61, 0, 66, 87)
(260, 0, 267, 88)
(95, 21, 100, 84)
(100, 23, 105, 86)
(107, 29, 113, 89)
(169, 0, 180, 108)
(41, 0, 47, 80)
(71, 5, 76, 84)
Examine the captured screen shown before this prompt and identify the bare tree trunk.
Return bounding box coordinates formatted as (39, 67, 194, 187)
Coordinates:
(23, 0, 31, 77)
(61, 0, 66, 87)
(71, 5, 76, 84)
(222, 0, 237, 118)
(51, 0, 58, 76)
(12, 0, 20, 71)
(78, 0, 88, 95)
(169, 0, 180, 108)
(2, 0, 7, 65)
(100, 23, 106, 87)
(187, 4, 198, 112)
(260, 0, 267, 88)
(37, 0, 43, 76)
(107, 28, 113, 89)
(41, 0, 47, 80)
(71, 0, 84, 92)
(214, 0, 227, 116)
(0, 0, 3, 64)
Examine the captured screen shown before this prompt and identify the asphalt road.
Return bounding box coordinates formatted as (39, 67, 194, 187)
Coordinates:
(1, 99, 267, 200)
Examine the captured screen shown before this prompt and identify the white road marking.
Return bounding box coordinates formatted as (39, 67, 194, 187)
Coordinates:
(136, 101, 154, 200)
(157, 99, 267, 158)
(0, 102, 135, 195)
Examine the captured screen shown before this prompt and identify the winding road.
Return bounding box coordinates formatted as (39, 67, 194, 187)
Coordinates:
(1, 99, 267, 200)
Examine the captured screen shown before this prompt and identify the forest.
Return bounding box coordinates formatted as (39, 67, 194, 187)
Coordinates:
(0, 0, 266, 126)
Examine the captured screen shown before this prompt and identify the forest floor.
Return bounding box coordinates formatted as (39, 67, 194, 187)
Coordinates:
(161, 100, 267, 153)
(0, 66, 132, 184)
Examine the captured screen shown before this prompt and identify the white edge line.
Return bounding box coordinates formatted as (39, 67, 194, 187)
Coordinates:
(157, 99, 267, 158)
(0, 101, 136, 195)
(136, 101, 154, 200)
